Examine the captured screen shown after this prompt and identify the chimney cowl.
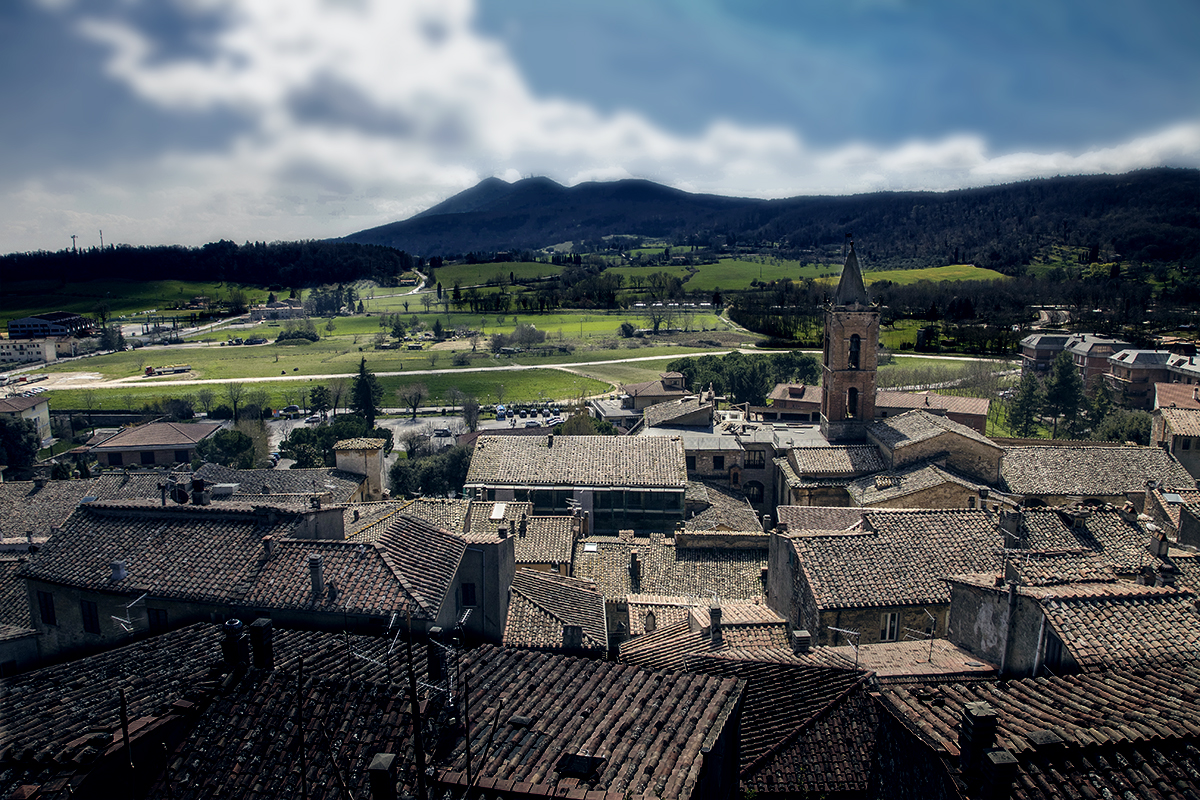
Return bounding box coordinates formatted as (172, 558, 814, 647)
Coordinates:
(308, 553, 324, 597)
(709, 601, 723, 644)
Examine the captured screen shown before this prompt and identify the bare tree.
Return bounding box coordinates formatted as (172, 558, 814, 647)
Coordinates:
(81, 390, 99, 433)
(461, 395, 481, 432)
(225, 382, 247, 421)
(396, 383, 428, 420)
(328, 377, 348, 416)
(196, 387, 216, 416)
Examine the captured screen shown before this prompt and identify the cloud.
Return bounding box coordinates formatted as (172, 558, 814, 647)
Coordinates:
(1, 0, 1198, 252)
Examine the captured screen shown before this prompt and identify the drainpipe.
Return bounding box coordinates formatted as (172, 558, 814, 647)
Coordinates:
(998, 580, 1018, 677)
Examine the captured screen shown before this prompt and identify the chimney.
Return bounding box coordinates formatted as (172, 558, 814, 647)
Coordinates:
(367, 753, 397, 800)
(427, 627, 444, 682)
(249, 618, 274, 669)
(958, 702, 998, 782)
(978, 749, 1019, 800)
(790, 629, 812, 654)
(563, 624, 583, 650)
(262, 535, 275, 559)
(776, 522, 788, 534)
(1147, 524, 1170, 558)
(308, 553, 324, 597)
(762, 514, 772, 532)
(220, 618, 249, 667)
(159, 482, 168, 506)
(33, 476, 46, 490)
(629, 550, 640, 578)
(327, 581, 339, 604)
(110, 560, 127, 582)
(709, 602, 723, 647)
(498, 525, 508, 539)
(547, 433, 554, 448)
(519, 512, 528, 536)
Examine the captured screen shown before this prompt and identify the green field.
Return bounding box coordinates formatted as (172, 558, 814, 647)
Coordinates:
(2, 279, 275, 323)
(863, 264, 1009, 285)
(423, 261, 560, 289)
(683, 259, 830, 292)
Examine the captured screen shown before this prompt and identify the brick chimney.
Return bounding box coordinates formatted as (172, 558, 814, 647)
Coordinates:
(249, 618, 274, 669)
(709, 602, 723, 647)
(110, 560, 127, 582)
(367, 753, 397, 800)
(790, 629, 812, 654)
(308, 553, 324, 597)
(958, 702, 998, 782)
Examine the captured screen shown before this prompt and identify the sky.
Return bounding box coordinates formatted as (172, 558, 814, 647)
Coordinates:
(2, 0, 1198, 253)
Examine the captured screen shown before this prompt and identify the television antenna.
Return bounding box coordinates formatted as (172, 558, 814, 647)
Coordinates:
(827, 625, 861, 669)
(110, 592, 147, 632)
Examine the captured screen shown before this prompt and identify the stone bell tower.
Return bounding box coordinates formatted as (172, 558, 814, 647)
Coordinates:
(820, 242, 879, 442)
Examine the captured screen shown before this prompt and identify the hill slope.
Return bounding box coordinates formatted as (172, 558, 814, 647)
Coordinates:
(341, 169, 1200, 270)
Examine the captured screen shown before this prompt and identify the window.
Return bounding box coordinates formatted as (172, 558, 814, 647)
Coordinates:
(880, 612, 899, 642)
(744, 481, 764, 503)
(37, 591, 56, 626)
(461, 583, 477, 607)
(109, 452, 123, 467)
(686, 455, 696, 472)
(174, 450, 189, 462)
(81, 600, 101, 634)
(140, 451, 156, 465)
(1043, 631, 1064, 673)
(713, 456, 725, 472)
(968, 496, 976, 509)
(849, 334, 861, 370)
(847, 387, 859, 418)
(1184, 438, 1192, 451)
(147, 607, 169, 634)
(745, 450, 765, 469)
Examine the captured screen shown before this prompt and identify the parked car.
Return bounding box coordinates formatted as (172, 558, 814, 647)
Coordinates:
(432, 428, 453, 438)
(305, 415, 322, 424)
(524, 420, 542, 428)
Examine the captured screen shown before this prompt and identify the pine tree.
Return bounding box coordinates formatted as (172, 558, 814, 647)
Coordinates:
(1007, 372, 1042, 438)
(350, 358, 383, 428)
(1042, 351, 1085, 439)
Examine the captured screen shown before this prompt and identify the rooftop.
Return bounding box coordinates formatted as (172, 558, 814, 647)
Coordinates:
(89, 421, 221, 450)
(1155, 381, 1200, 410)
(641, 396, 713, 428)
(1159, 405, 1200, 436)
(874, 389, 990, 417)
(195, 462, 364, 502)
(503, 570, 607, 652)
(845, 462, 985, 506)
(332, 437, 386, 450)
(465, 434, 687, 488)
(878, 664, 1200, 800)
(684, 480, 763, 532)
(620, 603, 788, 671)
(788, 445, 886, 477)
(0, 395, 47, 414)
(572, 531, 768, 601)
(868, 409, 1001, 452)
(436, 646, 744, 800)
(1000, 444, 1195, 495)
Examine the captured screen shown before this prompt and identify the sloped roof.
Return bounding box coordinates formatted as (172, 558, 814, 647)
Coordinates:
(874, 390, 989, 417)
(21, 501, 465, 620)
(437, 646, 744, 800)
(776, 505, 867, 533)
(572, 532, 767, 601)
(0, 480, 97, 543)
(1159, 406, 1200, 436)
(195, 462, 364, 502)
(619, 603, 789, 672)
(466, 434, 687, 488)
(0, 555, 32, 631)
(1038, 584, 1200, 672)
(503, 570, 607, 651)
(788, 445, 886, 477)
(834, 243, 869, 306)
(846, 462, 985, 506)
(0, 395, 47, 414)
(642, 396, 713, 428)
(680, 652, 874, 796)
(868, 409, 1000, 451)
(0, 622, 429, 800)
(878, 665, 1200, 800)
(90, 421, 221, 449)
(684, 480, 762, 532)
(332, 437, 385, 450)
(1000, 445, 1194, 495)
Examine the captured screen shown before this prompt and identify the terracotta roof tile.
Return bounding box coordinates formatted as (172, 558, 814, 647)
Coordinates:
(1000, 445, 1194, 496)
(878, 665, 1200, 800)
(1159, 406, 1200, 436)
(846, 462, 985, 506)
(572, 532, 768, 601)
(503, 570, 607, 652)
(684, 480, 762, 532)
(868, 409, 1001, 451)
(89, 422, 221, 449)
(642, 397, 712, 428)
(195, 463, 364, 502)
(788, 445, 885, 477)
(465, 435, 687, 488)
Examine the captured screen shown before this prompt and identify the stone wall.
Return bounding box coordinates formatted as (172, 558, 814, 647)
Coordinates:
(888, 432, 1002, 484)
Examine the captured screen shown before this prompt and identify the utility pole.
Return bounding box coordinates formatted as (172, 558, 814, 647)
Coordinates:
(100, 229, 104, 248)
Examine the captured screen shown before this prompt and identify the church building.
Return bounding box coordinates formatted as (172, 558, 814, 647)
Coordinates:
(820, 242, 880, 442)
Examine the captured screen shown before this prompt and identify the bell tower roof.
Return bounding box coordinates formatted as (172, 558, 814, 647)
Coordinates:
(834, 243, 869, 306)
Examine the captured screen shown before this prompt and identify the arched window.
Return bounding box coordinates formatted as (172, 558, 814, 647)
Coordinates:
(847, 387, 859, 418)
(849, 334, 861, 370)
(644, 610, 657, 633)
